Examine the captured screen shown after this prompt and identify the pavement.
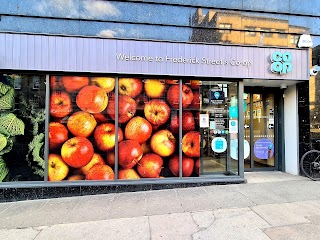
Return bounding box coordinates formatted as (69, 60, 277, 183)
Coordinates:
(1, 172, 320, 240)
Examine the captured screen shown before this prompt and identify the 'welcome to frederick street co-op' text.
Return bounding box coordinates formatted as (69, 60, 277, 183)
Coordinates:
(116, 53, 252, 66)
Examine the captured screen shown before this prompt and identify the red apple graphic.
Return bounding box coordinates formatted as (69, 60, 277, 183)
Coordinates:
(107, 94, 137, 123)
(50, 91, 72, 118)
(135, 94, 149, 113)
(92, 113, 108, 124)
(68, 174, 85, 181)
(182, 131, 200, 157)
(118, 169, 140, 180)
(125, 116, 152, 144)
(67, 111, 97, 137)
(165, 79, 179, 84)
(50, 76, 62, 90)
(118, 140, 143, 169)
(190, 80, 201, 89)
(76, 85, 108, 114)
(48, 154, 69, 181)
(144, 79, 166, 98)
(86, 165, 115, 180)
(141, 141, 152, 154)
(150, 130, 176, 157)
(194, 158, 200, 175)
(189, 91, 200, 109)
(170, 111, 195, 135)
(167, 84, 193, 109)
(61, 76, 89, 93)
(91, 77, 115, 93)
(61, 137, 94, 168)
(137, 153, 163, 178)
(49, 122, 69, 150)
(80, 153, 106, 176)
(144, 100, 170, 126)
(106, 151, 115, 167)
(94, 123, 123, 151)
(118, 78, 143, 98)
(168, 154, 194, 177)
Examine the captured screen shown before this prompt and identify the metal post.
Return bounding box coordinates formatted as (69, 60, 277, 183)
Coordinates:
(44, 74, 50, 182)
(238, 81, 244, 178)
(179, 79, 183, 179)
(114, 77, 119, 180)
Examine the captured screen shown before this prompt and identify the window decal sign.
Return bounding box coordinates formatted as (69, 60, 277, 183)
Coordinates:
(230, 139, 250, 160)
(254, 138, 274, 159)
(211, 137, 227, 153)
(229, 120, 238, 133)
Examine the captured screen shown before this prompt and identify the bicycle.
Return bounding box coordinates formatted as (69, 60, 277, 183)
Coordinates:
(300, 150, 320, 180)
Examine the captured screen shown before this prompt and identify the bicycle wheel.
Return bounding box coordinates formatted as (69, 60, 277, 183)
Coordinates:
(300, 150, 320, 180)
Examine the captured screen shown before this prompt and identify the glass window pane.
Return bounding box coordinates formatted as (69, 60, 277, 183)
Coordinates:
(242, 0, 289, 13)
(48, 75, 115, 181)
(0, 16, 192, 42)
(289, 0, 320, 16)
(117, 78, 180, 178)
(0, 74, 46, 181)
(126, 0, 243, 9)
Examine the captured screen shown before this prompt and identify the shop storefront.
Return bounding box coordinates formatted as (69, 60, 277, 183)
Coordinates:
(0, 33, 309, 195)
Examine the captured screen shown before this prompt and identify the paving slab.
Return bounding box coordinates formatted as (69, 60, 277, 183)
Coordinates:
(145, 189, 184, 216)
(0, 199, 49, 229)
(264, 223, 320, 240)
(64, 194, 115, 223)
(245, 172, 305, 183)
(306, 214, 320, 225)
(0, 202, 13, 214)
(252, 202, 313, 226)
(191, 210, 215, 229)
(34, 216, 150, 240)
(176, 187, 219, 212)
(193, 208, 271, 240)
(213, 207, 271, 228)
(25, 197, 82, 227)
(149, 212, 199, 240)
(0, 228, 40, 240)
(236, 182, 288, 205)
(205, 185, 256, 208)
(261, 180, 320, 202)
(106, 192, 147, 219)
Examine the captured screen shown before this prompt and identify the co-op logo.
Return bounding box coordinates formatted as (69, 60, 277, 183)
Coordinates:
(270, 52, 292, 75)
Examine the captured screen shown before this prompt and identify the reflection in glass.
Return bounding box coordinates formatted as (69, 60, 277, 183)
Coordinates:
(0, 74, 46, 181)
(190, 9, 312, 47)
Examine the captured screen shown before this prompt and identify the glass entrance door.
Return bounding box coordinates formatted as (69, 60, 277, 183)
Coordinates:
(199, 81, 239, 176)
(244, 90, 278, 170)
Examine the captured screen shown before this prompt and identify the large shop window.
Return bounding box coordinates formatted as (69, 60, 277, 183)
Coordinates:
(49, 76, 239, 181)
(0, 74, 46, 182)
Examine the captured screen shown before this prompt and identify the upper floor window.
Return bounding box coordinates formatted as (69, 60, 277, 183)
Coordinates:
(290, 35, 300, 45)
(261, 28, 272, 37)
(245, 27, 256, 36)
(275, 29, 287, 38)
(218, 23, 232, 33)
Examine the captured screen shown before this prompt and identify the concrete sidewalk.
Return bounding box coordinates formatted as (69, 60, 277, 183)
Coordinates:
(1, 172, 320, 240)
